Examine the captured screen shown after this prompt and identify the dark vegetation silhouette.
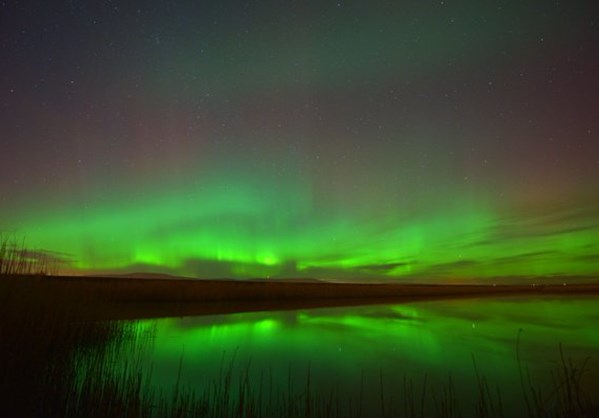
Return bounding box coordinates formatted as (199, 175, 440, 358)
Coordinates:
(0, 233, 60, 275)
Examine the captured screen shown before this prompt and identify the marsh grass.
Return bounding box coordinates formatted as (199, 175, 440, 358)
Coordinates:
(1, 274, 597, 417)
(515, 328, 596, 418)
(0, 234, 59, 276)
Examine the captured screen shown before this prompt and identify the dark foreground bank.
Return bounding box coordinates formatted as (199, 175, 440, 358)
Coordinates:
(1, 274, 598, 417)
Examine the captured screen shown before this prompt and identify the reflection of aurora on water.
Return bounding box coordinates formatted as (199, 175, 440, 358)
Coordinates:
(110, 297, 599, 415)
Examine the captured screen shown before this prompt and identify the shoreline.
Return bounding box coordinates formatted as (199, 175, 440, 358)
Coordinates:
(3, 274, 599, 320)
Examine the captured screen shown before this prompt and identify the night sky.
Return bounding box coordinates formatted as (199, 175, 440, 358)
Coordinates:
(1, 1, 599, 281)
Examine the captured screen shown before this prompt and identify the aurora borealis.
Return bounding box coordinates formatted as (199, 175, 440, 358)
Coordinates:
(1, 1, 598, 280)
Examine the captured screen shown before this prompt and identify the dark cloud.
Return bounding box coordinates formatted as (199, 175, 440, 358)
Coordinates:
(491, 250, 561, 265)
(573, 253, 599, 263)
(355, 262, 412, 274)
(469, 203, 599, 248)
(10, 248, 73, 265)
(418, 259, 479, 275)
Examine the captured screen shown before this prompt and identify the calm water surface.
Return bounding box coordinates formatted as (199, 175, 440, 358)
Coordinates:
(114, 295, 599, 416)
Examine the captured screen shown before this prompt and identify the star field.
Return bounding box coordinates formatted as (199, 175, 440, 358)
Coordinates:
(1, 1, 598, 280)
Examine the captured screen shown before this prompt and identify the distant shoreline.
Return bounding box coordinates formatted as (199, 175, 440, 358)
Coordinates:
(3, 274, 599, 320)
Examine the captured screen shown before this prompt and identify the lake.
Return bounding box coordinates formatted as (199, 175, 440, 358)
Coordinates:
(97, 295, 599, 417)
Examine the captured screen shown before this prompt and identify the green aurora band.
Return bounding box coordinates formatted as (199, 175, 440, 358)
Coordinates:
(1, 1, 598, 281)
(6, 158, 599, 280)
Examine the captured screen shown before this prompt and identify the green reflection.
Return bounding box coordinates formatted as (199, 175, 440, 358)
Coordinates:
(103, 297, 598, 418)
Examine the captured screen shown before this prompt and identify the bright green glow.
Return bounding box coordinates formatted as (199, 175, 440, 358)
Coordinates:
(120, 297, 599, 412)
(1, 4, 597, 281)
(6, 159, 599, 279)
